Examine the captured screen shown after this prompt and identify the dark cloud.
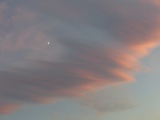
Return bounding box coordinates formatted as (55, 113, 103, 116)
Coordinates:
(0, 0, 159, 114)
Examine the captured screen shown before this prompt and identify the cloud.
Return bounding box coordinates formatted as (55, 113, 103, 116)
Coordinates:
(76, 87, 134, 114)
(0, 0, 159, 114)
(0, 103, 21, 114)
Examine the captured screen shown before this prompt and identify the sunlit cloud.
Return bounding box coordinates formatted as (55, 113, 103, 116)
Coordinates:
(0, 0, 159, 114)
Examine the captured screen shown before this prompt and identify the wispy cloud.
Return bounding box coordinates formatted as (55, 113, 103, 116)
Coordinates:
(0, 0, 159, 114)
(76, 87, 134, 114)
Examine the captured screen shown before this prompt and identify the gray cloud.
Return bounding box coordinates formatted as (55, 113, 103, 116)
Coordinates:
(0, 0, 159, 114)
(77, 87, 134, 113)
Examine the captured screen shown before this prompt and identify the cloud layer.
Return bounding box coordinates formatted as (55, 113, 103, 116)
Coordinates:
(76, 87, 134, 113)
(0, 0, 159, 114)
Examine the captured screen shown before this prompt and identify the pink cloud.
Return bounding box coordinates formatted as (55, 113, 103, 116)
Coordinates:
(0, 104, 21, 114)
(0, 0, 159, 114)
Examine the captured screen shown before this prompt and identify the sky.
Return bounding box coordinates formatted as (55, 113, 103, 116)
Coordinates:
(0, 0, 160, 120)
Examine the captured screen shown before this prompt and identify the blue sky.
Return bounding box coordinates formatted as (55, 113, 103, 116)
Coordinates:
(0, 0, 160, 120)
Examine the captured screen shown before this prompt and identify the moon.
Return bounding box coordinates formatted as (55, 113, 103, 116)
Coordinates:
(48, 41, 50, 45)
